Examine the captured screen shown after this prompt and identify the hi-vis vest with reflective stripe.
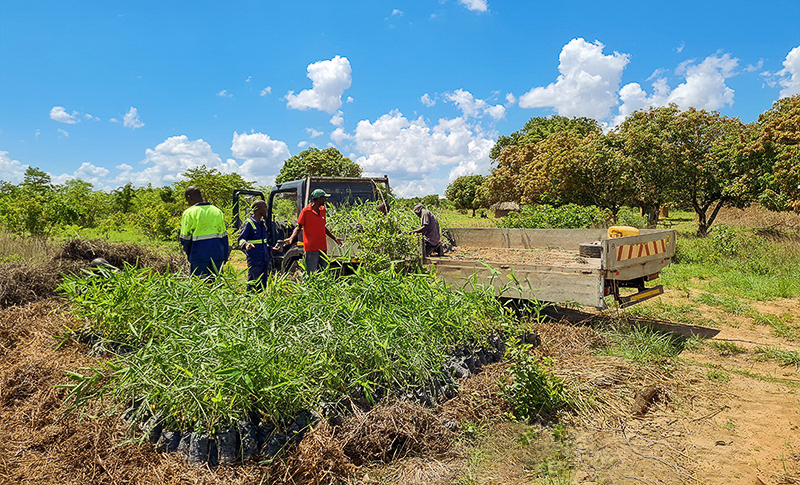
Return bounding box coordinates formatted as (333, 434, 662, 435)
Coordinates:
(238, 216, 270, 266)
(180, 203, 228, 263)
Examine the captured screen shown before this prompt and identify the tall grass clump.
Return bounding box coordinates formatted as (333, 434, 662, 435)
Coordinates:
(60, 264, 519, 432)
(596, 321, 687, 365)
(665, 226, 800, 301)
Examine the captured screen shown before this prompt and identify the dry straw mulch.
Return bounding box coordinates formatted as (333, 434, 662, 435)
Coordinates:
(0, 238, 186, 308)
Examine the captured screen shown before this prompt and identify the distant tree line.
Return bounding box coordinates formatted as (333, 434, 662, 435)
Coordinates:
(445, 94, 800, 236)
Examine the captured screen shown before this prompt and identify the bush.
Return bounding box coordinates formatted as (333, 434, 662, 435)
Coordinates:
(497, 203, 611, 229)
(500, 339, 569, 421)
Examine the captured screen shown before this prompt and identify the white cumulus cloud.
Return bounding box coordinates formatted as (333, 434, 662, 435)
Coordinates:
(443, 89, 506, 120)
(50, 106, 79, 124)
(0, 151, 28, 184)
(229, 131, 291, 183)
(613, 52, 738, 127)
(123, 107, 144, 129)
(771, 44, 800, 98)
(352, 110, 494, 193)
(115, 135, 222, 186)
(306, 128, 324, 138)
(459, 0, 488, 12)
(421, 93, 436, 107)
(57, 128, 69, 138)
(286, 55, 352, 113)
(260, 86, 272, 96)
(52, 162, 111, 185)
(519, 38, 630, 120)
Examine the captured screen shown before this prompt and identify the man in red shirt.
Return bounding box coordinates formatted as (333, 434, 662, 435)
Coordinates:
(285, 188, 342, 273)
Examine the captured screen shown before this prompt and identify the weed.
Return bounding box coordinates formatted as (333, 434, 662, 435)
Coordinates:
(708, 341, 747, 356)
(723, 419, 738, 432)
(500, 339, 571, 422)
(695, 293, 755, 316)
(753, 346, 800, 368)
(707, 369, 730, 382)
(625, 300, 717, 327)
(597, 322, 688, 365)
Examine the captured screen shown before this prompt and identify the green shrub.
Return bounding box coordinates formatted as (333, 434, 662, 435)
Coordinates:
(500, 339, 570, 421)
(615, 207, 647, 228)
(497, 204, 611, 229)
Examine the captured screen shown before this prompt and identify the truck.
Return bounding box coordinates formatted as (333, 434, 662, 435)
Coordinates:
(234, 178, 673, 309)
(233, 175, 390, 273)
(426, 227, 676, 310)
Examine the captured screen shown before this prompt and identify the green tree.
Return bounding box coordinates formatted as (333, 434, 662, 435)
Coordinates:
(615, 105, 766, 234)
(490, 115, 601, 160)
(59, 179, 112, 228)
(668, 110, 764, 236)
(482, 117, 603, 206)
(173, 165, 255, 208)
(0, 168, 63, 237)
(446, 175, 487, 216)
(113, 182, 137, 213)
(275, 147, 362, 184)
(756, 94, 800, 212)
(612, 105, 683, 227)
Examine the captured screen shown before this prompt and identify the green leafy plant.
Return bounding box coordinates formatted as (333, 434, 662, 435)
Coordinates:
(59, 264, 519, 432)
(500, 339, 570, 422)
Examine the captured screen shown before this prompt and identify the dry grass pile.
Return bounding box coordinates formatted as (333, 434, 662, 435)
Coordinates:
(0, 238, 186, 309)
(54, 238, 185, 274)
(713, 205, 800, 231)
(534, 320, 688, 425)
(273, 398, 456, 484)
(0, 299, 270, 485)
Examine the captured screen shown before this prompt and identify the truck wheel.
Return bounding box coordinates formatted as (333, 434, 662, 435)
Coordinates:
(281, 247, 304, 275)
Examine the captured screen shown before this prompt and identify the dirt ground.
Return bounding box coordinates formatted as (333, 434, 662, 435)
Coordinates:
(2, 288, 800, 484)
(441, 246, 595, 268)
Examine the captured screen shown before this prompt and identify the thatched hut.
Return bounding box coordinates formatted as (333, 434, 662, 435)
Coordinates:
(490, 201, 520, 218)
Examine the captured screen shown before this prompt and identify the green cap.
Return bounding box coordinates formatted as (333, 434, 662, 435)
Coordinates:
(311, 188, 331, 199)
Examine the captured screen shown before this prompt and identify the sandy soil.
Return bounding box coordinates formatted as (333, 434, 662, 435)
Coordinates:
(441, 246, 595, 268)
(561, 290, 800, 485)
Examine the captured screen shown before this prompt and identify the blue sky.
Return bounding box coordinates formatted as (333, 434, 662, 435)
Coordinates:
(1, 1, 799, 197)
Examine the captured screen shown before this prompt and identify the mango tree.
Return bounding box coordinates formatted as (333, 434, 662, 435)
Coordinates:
(445, 174, 486, 216)
(756, 94, 800, 212)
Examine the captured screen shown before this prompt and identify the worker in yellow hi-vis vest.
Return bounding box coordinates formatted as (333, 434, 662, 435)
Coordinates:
(180, 186, 229, 277)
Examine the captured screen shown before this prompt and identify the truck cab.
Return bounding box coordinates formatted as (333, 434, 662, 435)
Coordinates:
(233, 175, 390, 272)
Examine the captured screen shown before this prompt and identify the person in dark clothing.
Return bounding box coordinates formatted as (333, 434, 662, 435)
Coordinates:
(238, 200, 275, 291)
(411, 202, 442, 257)
(180, 186, 229, 277)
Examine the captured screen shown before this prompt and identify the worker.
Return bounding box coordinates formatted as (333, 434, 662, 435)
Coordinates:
(284, 188, 342, 273)
(180, 186, 229, 277)
(238, 200, 275, 291)
(411, 202, 442, 257)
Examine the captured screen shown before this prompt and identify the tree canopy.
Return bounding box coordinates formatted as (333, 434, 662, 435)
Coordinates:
(275, 147, 362, 184)
(173, 165, 254, 208)
(756, 94, 800, 212)
(445, 174, 486, 216)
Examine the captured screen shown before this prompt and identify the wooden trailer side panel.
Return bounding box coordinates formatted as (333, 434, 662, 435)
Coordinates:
(429, 260, 607, 309)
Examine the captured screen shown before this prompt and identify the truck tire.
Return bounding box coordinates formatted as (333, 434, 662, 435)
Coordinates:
(579, 242, 602, 259)
(281, 247, 304, 274)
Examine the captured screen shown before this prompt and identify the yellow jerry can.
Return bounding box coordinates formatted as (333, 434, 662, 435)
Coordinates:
(608, 225, 640, 238)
